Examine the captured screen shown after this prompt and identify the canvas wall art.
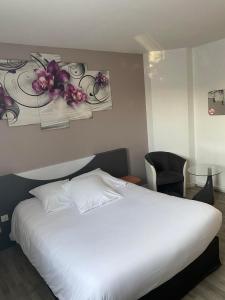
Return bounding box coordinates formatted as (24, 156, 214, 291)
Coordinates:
(208, 89, 225, 115)
(0, 53, 112, 129)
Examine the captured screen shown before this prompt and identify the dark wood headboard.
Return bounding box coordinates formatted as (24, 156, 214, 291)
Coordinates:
(0, 148, 129, 250)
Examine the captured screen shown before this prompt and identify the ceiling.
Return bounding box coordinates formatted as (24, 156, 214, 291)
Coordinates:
(1, 0, 225, 53)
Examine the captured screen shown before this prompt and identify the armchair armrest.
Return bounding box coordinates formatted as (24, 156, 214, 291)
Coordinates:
(183, 161, 187, 197)
(145, 159, 157, 191)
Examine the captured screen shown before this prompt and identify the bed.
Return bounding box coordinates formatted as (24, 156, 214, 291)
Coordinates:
(0, 148, 222, 299)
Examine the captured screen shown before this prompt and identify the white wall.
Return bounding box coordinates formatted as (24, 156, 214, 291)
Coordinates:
(144, 48, 195, 162)
(193, 39, 225, 190)
(144, 39, 225, 191)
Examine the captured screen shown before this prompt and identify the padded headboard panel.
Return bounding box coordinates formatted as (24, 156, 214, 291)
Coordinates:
(0, 148, 129, 250)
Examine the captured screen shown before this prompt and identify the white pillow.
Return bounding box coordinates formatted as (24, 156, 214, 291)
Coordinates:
(29, 180, 69, 213)
(63, 175, 122, 214)
(72, 168, 127, 189)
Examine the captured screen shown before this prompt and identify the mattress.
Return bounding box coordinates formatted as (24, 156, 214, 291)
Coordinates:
(10, 184, 222, 300)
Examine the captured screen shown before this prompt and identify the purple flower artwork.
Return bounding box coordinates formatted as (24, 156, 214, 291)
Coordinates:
(0, 53, 111, 129)
(0, 85, 19, 121)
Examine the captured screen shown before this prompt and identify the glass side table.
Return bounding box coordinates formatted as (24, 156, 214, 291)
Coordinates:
(188, 164, 223, 205)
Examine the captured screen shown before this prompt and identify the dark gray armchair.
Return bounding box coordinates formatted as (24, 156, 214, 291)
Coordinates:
(145, 151, 187, 197)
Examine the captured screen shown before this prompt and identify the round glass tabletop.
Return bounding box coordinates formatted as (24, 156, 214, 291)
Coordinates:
(188, 164, 223, 176)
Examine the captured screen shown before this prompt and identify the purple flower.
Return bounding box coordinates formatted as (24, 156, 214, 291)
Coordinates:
(3, 96, 14, 107)
(32, 69, 54, 92)
(32, 60, 70, 100)
(64, 83, 75, 100)
(0, 86, 14, 107)
(0, 85, 20, 121)
(0, 85, 15, 118)
(46, 60, 70, 84)
(95, 72, 108, 88)
(47, 60, 60, 75)
(57, 69, 70, 83)
(64, 83, 87, 107)
(32, 60, 88, 107)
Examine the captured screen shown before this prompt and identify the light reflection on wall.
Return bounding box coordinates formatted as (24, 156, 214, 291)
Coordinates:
(134, 33, 165, 80)
(148, 50, 165, 80)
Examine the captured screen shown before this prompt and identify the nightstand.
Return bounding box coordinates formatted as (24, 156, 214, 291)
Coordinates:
(0, 219, 14, 251)
(121, 175, 142, 185)
(0, 234, 11, 251)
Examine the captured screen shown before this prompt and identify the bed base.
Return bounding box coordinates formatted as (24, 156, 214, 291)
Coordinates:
(141, 236, 221, 300)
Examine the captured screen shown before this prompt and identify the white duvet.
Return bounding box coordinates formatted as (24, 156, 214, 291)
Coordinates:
(11, 184, 222, 300)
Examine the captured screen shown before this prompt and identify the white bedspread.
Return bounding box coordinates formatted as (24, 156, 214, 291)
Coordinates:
(11, 184, 222, 300)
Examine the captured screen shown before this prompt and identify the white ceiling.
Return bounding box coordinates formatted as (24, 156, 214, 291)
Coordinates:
(1, 0, 225, 53)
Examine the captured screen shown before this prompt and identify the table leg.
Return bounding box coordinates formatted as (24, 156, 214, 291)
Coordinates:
(192, 175, 214, 205)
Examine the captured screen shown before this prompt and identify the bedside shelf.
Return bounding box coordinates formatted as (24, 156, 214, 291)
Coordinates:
(121, 175, 142, 185)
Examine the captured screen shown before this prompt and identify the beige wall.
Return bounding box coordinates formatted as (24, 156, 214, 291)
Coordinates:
(0, 43, 148, 179)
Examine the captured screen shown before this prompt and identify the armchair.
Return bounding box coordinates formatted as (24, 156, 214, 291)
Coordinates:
(145, 151, 187, 197)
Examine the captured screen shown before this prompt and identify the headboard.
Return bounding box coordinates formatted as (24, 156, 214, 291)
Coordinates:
(0, 148, 129, 250)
